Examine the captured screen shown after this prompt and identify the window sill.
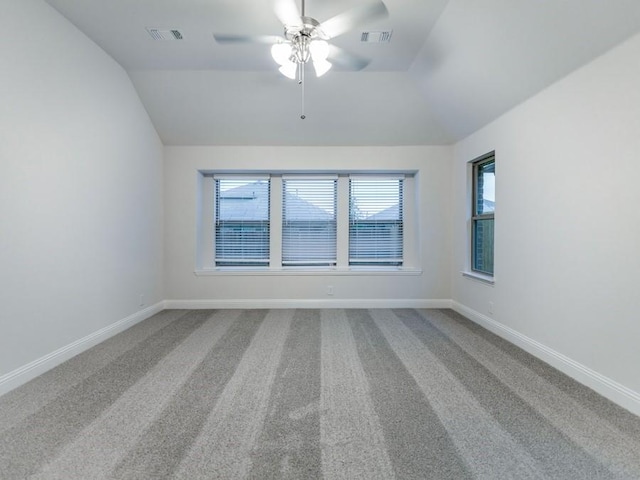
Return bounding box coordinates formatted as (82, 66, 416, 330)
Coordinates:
(195, 267, 423, 277)
(461, 270, 495, 285)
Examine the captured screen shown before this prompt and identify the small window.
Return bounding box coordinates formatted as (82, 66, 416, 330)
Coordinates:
(471, 154, 495, 276)
(215, 178, 270, 267)
(282, 177, 337, 267)
(349, 177, 403, 266)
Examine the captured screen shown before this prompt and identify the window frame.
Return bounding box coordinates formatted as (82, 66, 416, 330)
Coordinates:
(470, 153, 495, 278)
(349, 176, 404, 267)
(213, 176, 271, 268)
(282, 176, 338, 268)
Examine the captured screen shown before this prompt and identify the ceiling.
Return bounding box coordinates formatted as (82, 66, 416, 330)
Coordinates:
(44, 0, 640, 146)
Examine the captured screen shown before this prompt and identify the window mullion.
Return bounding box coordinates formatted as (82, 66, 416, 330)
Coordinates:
(269, 175, 283, 269)
(336, 175, 350, 269)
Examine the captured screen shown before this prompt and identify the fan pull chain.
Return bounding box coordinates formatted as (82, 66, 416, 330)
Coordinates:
(299, 62, 306, 119)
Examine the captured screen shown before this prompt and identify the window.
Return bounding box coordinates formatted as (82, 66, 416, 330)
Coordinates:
(471, 154, 495, 276)
(349, 177, 403, 266)
(215, 177, 270, 267)
(198, 171, 418, 274)
(282, 177, 337, 266)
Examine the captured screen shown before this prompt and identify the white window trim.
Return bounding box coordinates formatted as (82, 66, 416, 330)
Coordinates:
(195, 267, 423, 277)
(461, 270, 495, 285)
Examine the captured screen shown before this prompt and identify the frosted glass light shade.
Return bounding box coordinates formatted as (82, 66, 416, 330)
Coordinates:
(272, 39, 332, 79)
(309, 40, 329, 61)
(271, 43, 292, 65)
(312, 59, 332, 77)
(279, 61, 298, 79)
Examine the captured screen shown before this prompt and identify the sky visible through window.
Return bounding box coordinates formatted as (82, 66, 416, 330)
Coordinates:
(483, 173, 495, 203)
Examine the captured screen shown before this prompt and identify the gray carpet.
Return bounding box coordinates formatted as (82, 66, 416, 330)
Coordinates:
(1, 308, 640, 479)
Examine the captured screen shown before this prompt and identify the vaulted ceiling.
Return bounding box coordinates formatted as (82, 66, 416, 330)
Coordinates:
(45, 0, 640, 145)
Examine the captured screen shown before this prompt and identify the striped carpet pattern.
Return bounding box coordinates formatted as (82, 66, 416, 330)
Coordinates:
(1, 308, 640, 479)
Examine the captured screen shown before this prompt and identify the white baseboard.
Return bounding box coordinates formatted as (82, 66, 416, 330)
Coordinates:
(451, 301, 640, 417)
(164, 298, 453, 310)
(0, 302, 165, 397)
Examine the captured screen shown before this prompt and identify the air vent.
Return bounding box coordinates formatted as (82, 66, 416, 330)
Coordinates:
(361, 30, 392, 43)
(146, 28, 184, 40)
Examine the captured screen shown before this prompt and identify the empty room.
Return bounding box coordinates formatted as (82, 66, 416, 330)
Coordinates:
(2, 0, 640, 478)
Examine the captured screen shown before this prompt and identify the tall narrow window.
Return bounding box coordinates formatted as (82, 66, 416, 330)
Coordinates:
(472, 154, 495, 275)
(349, 177, 404, 266)
(215, 177, 270, 267)
(282, 177, 337, 266)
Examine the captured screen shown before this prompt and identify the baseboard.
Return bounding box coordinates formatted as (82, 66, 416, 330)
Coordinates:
(164, 298, 453, 310)
(0, 302, 165, 397)
(451, 301, 640, 417)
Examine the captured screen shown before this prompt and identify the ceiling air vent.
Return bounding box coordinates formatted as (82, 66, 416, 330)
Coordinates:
(146, 28, 184, 40)
(361, 30, 392, 43)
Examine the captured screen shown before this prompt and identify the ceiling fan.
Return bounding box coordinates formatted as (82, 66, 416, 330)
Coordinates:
(213, 0, 388, 118)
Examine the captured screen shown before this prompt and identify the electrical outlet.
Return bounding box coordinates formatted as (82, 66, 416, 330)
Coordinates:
(139, 294, 145, 307)
(327, 285, 334, 296)
(488, 302, 494, 315)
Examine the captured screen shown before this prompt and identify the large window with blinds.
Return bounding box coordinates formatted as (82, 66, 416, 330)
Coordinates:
(282, 177, 337, 267)
(202, 172, 414, 272)
(214, 177, 270, 267)
(349, 177, 403, 266)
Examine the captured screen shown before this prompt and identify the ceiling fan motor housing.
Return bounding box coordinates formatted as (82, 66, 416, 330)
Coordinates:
(284, 16, 328, 64)
(285, 16, 327, 40)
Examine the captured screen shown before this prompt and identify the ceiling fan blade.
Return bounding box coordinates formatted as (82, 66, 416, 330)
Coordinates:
(274, 0, 302, 27)
(320, 0, 388, 39)
(213, 34, 285, 45)
(328, 45, 371, 71)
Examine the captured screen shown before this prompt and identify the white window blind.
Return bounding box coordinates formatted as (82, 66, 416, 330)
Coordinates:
(215, 178, 270, 266)
(349, 177, 403, 266)
(282, 178, 337, 266)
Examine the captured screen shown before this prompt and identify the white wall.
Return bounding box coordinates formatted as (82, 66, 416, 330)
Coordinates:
(452, 33, 640, 413)
(164, 146, 452, 307)
(0, 0, 164, 381)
